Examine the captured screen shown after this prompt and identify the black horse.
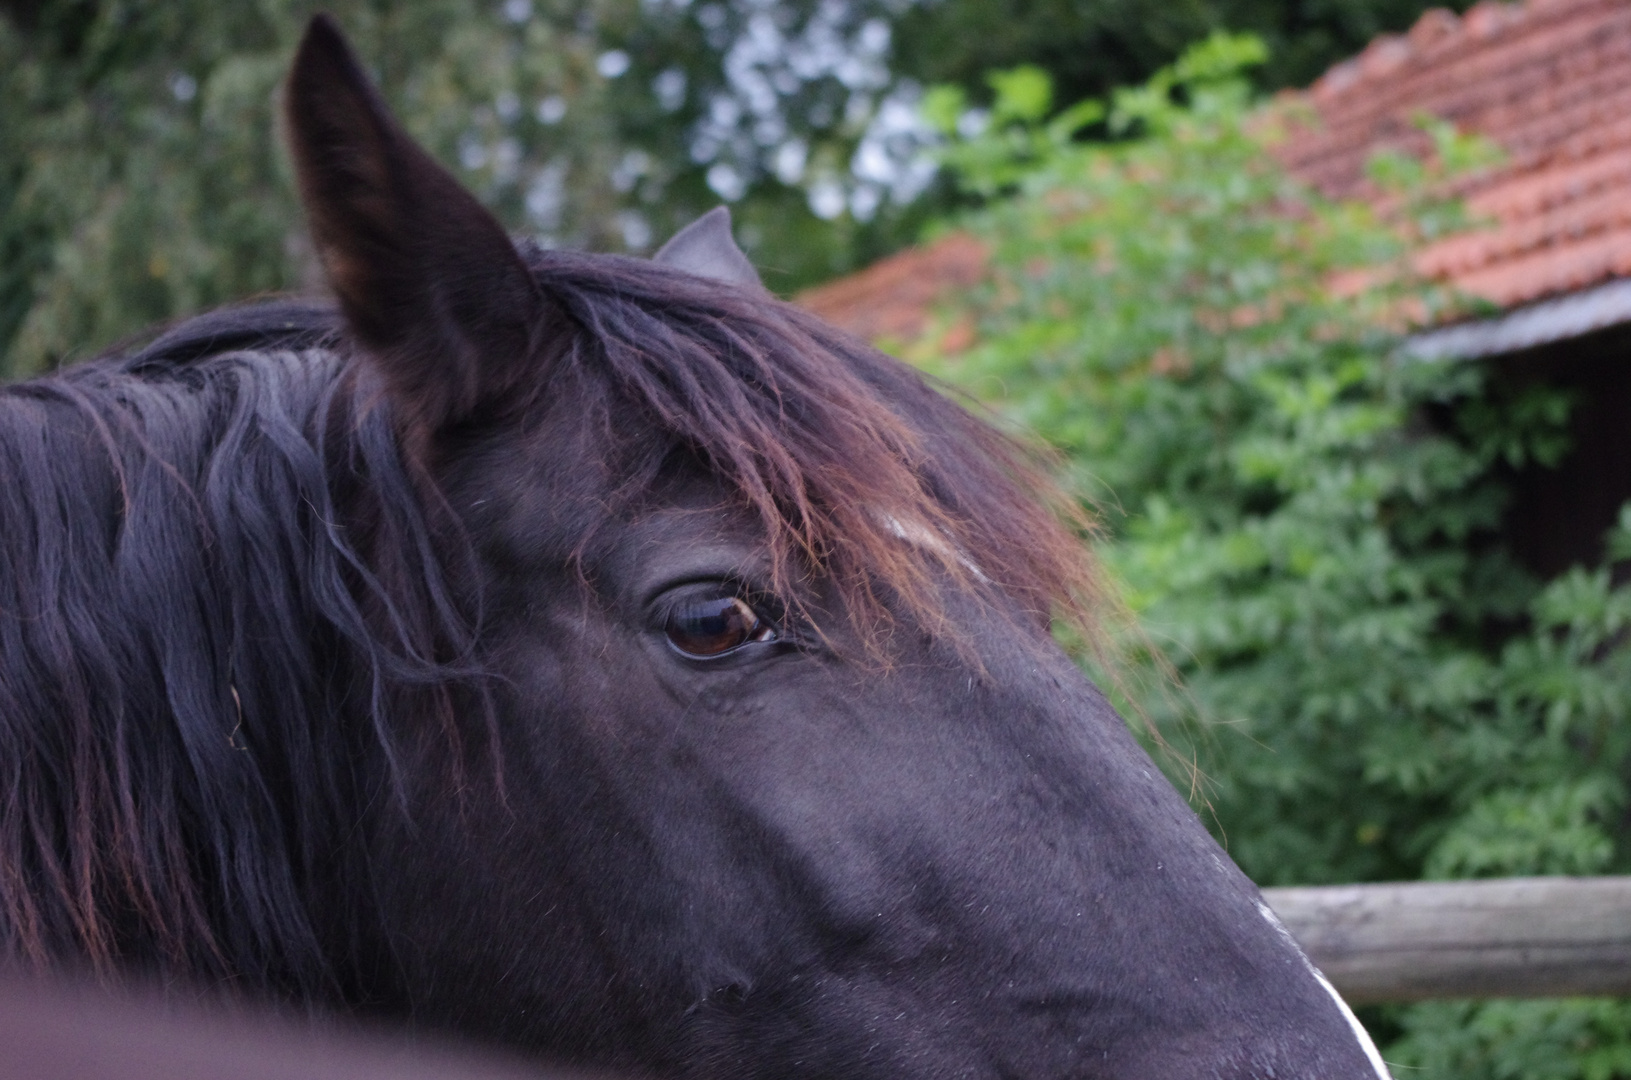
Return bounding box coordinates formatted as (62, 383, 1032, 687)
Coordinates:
(0, 16, 1390, 1080)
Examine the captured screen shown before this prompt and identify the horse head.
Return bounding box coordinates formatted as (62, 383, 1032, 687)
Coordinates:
(0, 14, 1390, 1079)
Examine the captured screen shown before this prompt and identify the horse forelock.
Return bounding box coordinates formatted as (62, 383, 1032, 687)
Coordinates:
(0, 318, 481, 997)
(519, 249, 1113, 661)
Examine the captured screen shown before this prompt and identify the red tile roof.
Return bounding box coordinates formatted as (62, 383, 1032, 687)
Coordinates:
(1288, 0, 1631, 308)
(801, 0, 1631, 341)
(795, 233, 988, 345)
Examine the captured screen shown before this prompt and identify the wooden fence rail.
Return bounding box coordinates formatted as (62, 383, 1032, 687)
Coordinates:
(1262, 876, 1631, 1004)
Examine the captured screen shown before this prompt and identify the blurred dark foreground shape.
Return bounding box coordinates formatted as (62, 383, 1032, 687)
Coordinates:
(0, 978, 609, 1080)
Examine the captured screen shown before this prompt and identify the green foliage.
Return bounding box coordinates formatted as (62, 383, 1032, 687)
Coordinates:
(0, 0, 657, 374)
(925, 68, 1103, 199)
(890, 0, 1474, 109)
(0, 0, 1498, 376)
(918, 39, 1631, 1077)
(0, 0, 970, 369)
(1392, 1000, 1631, 1080)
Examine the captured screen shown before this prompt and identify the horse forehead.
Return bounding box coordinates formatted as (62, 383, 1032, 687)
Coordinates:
(464, 439, 769, 580)
(601, 486, 777, 591)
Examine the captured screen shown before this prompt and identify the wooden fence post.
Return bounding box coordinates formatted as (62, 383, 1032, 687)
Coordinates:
(1262, 876, 1631, 1003)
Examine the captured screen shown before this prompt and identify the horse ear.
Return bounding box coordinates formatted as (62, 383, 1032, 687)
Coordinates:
(654, 207, 764, 289)
(284, 14, 551, 434)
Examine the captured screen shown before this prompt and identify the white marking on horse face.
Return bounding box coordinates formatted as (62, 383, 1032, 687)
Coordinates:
(878, 512, 990, 582)
(1256, 901, 1392, 1080)
(1312, 965, 1393, 1080)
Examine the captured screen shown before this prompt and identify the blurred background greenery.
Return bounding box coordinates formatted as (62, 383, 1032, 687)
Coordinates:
(5, 2, 1630, 1078)
(0, 0, 1465, 372)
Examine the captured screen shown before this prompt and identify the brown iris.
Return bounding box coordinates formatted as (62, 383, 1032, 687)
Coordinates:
(664, 595, 773, 658)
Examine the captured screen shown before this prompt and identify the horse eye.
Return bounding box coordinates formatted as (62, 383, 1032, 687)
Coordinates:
(665, 596, 775, 658)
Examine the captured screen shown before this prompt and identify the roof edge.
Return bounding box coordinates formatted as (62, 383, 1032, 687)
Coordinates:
(1402, 276, 1631, 360)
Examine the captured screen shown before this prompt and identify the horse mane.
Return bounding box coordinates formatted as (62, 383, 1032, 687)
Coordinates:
(0, 302, 480, 996)
(0, 252, 1107, 998)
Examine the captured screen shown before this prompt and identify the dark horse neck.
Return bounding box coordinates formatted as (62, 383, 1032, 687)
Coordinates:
(0, 302, 459, 1003)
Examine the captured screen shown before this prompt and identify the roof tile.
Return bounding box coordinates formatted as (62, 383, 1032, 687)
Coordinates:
(795, 234, 988, 344)
(800, 0, 1631, 342)
(1277, 0, 1631, 310)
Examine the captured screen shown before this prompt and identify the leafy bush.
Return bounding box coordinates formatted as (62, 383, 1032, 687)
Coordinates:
(915, 36, 1631, 1077)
